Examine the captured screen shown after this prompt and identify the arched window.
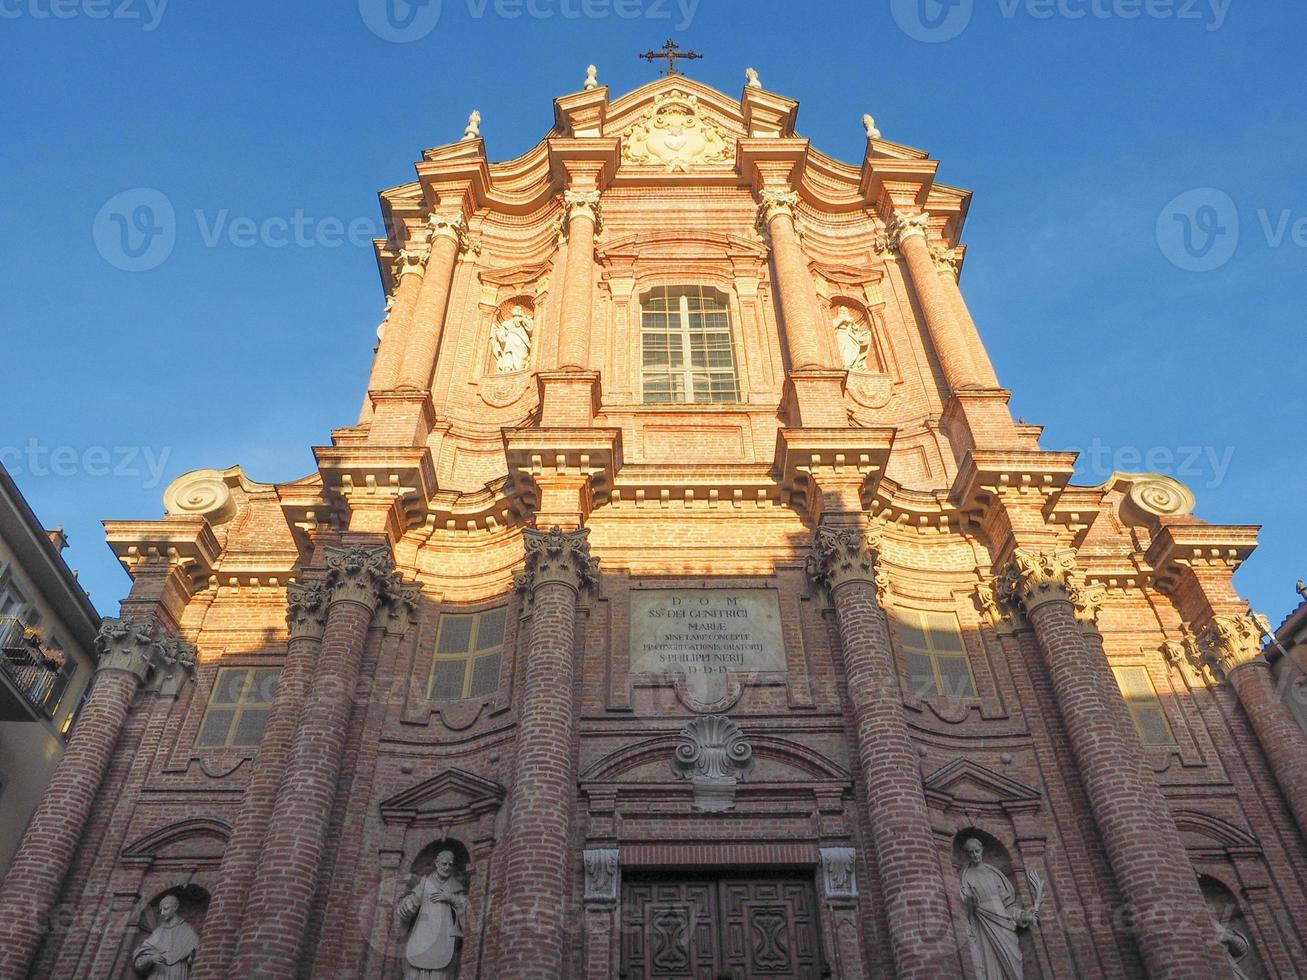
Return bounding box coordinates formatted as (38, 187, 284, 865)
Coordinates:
(639, 285, 739, 404)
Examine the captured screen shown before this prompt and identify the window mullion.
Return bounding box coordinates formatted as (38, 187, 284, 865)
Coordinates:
(679, 293, 694, 403)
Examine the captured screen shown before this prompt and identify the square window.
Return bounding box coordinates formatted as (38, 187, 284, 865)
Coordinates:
(197, 666, 283, 749)
(429, 607, 506, 701)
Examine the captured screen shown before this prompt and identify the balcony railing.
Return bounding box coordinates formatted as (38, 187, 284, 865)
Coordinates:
(0, 615, 60, 718)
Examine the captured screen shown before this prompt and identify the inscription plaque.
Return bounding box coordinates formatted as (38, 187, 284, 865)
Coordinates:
(630, 589, 785, 703)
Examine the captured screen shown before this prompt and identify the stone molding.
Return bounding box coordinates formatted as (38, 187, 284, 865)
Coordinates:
(286, 581, 332, 641)
(1199, 614, 1266, 677)
(820, 846, 859, 899)
(805, 524, 885, 595)
(516, 526, 598, 595)
(323, 544, 398, 614)
(562, 189, 602, 233)
(94, 617, 197, 695)
(582, 848, 620, 903)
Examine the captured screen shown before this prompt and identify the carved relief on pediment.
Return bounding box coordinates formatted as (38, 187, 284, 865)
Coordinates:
(620, 91, 734, 171)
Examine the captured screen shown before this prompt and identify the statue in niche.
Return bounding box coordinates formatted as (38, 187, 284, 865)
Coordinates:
(491, 305, 533, 373)
(833, 306, 873, 372)
(1215, 922, 1256, 979)
(132, 894, 198, 979)
(397, 849, 468, 980)
(959, 837, 1037, 980)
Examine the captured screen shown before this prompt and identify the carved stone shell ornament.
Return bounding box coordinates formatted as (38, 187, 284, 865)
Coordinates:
(621, 91, 734, 172)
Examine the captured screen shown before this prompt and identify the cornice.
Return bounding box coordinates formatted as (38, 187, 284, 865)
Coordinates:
(1147, 522, 1260, 593)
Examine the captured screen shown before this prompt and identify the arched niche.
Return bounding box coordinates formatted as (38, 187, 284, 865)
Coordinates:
(117, 883, 210, 980)
(1199, 874, 1266, 978)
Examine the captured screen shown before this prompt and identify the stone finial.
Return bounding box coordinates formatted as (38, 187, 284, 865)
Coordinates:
(820, 847, 859, 899)
(324, 544, 398, 613)
(806, 525, 884, 595)
(463, 109, 481, 140)
(999, 548, 1078, 614)
(584, 64, 598, 90)
(862, 113, 881, 140)
(672, 714, 753, 812)
(889, 209, 930, 246)
(582, 848, 619, 902)
(561, 188, 602, 232)
(286, 581, 332, 641)
(745, 67, 762, 90)
(517, 527, 598, 595)
(95, 618, 196, 693)
(1199, 614, 1266, 676)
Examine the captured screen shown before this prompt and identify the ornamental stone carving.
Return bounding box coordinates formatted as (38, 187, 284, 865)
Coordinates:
(95, 618, 196, 694)
(930, 243, 960, 275)
(562, 189, 602, 233)
(1160, 633, 1218, 688)
(890, 210, 931, 245)
(820, 846, 859, 899)
(163, 469, 237, 525)
(132, 893, 199, 978)
(583, 64, 599, 90)
(999, 548, 1078, 614)
(490, 305, 533, 373)
(621, 91, 732, 171)
(286, 581, 332, 641)
(516, 527, 598, 595)
(672, 714, 754, 812)
(1117, 472, 1196, 524)
(393, 244, 430, 280)
(462, 109, 481, 140)
(384, 582, 423, 637)
(427, 211, 466, 248)
(324, 544, 398, 613)
(862, 113, 881, 140)
(806, 525, 885, 595)
(582, 848, 620, 902)
(744, 67, 762, 90)
(832, 305, 873, 372)
(1068, 580, 1107, 625)
(757, 188, 799, 227)
(1199, 614, 1266, 676)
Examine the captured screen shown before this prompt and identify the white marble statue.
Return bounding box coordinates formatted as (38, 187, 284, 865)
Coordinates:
(745, 67, 762, 90)
(833, 307, 872, 372)
(132, 895, 198, 979)
(863, 113, 881, 140)
(397, 850, 468, 980)
(584, 64, 598, 90)
(960, 838, 1035, 980)
(463, 110, 481, 141)
(491, 305, 533, 373)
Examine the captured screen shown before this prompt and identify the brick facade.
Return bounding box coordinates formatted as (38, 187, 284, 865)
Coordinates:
(5, 73, 1306, 978)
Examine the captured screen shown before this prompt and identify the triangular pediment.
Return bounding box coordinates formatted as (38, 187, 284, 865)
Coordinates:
(923, 759, 1042, 813)
(603, 76, 751, 144)
(379, 768, 506, 825)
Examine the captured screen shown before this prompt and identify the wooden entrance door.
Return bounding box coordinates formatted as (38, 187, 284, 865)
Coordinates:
(621, 872, 825, 980)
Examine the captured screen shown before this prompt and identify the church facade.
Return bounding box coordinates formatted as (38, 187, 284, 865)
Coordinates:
(2, 70, 1305, 980)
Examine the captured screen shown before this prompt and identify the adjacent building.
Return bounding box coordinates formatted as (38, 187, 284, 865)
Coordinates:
(2, 70, 1305, 979)
(0, 464, 99, 877)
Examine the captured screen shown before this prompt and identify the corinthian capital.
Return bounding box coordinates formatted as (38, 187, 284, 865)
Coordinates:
(806, 525, 885, 594)
(286, 580, 332, 641)
(427, 211, 466, 247)
(999, 548, 1078, 614)
(324, 544, 398, 613)
(95, 618, 196, 694)
(889, 210, 930, 246)
(757, 188, 799, 226)
(517, 526, 598, 595)
(1199, 614, 1266, 676)
(562, 189, 603, 233)
(393, 244, 430, 280)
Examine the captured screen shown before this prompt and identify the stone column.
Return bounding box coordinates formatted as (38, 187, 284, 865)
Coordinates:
(806, 526, 957, 978)
(1201, 614, 1307, 841)
(757, 189, 824, 371)
(230, 545, 396, 979)
(495, 527, 596, 980)
(998, 548, 1228, 977)
(190, 581, 331, 980)
(557, 190, 600, 371)
(367, 245, 430, 395)
(397, 213, 464, 391)
(0, 619, 195, 980)
(890, 210, 993, 392)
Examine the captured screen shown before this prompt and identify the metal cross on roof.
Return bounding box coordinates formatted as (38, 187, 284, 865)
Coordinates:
(639, 38, 703, 76)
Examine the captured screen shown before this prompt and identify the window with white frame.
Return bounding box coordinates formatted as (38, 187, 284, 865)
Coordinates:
(639, 285, 739, 404)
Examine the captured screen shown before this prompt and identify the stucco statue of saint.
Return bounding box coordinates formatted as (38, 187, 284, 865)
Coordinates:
(1215, 921, 1255, 979)
(132, 894, 199, 979)
(833, 307, 872, 372)
(960, 838, 1036, 980)
(491, 306, 533, 373)
(397, 849, 468, 980)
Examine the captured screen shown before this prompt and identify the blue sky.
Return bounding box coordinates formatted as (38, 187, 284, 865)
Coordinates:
(2, 0, 1303, 625)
